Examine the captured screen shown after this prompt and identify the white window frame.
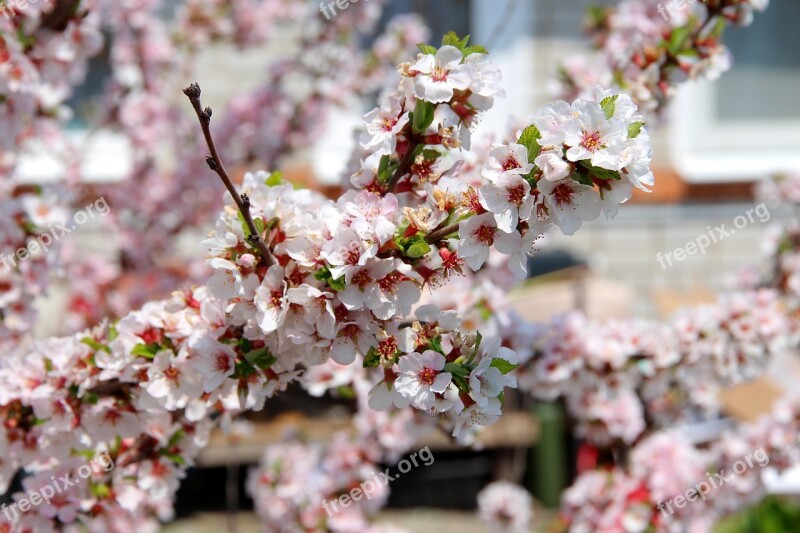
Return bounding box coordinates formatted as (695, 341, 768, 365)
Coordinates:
(668, 79, 800, 183)
(15, 131, 133, 184)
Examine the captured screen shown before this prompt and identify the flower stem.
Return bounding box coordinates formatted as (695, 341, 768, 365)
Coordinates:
(183, 83, 274, 268)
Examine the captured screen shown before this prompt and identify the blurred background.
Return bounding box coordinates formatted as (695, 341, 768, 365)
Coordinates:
(14, 0, 800, 531)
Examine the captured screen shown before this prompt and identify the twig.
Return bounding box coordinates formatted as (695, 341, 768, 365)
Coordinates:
(425, 222, 461, 244)
(183, 83, 274, 267)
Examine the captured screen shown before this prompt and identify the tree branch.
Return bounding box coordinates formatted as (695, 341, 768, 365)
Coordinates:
(183, 83, 274, 268)
(425, 222, 461, 244)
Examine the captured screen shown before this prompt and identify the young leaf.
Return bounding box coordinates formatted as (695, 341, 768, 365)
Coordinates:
(628, 121, 645, 138)
(405, 238, 432, 259)
(131, 343, 160, 359)
(412, 100, 436, 134)
(600, 95, 618, 119)
(579, 161, 622, 181)
(518, 124, 543, 164)
(363, 347, 381, 368)
(417, 43, 437, 55)
(490, 358, 519, 374)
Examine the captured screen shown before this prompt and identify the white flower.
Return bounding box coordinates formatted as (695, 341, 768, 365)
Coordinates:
(192, 336, 237, 392)
(395, 350, 452, 411)
(482, 143, 534, 182)
(254, 265, 288, 334)
(536, 178, 601, 235)
(459, 213, 523, 271)
(360, 96, 409, 155)
(530, 100, 573, 147)
(338, 259, 420, 320)
(479, 174, 534, 232)
(535, 151, 572, 182)
(207, 258, 241, 300)
(477, 481, 534, 533)
(453, 397, 502, 440)
(145, 351, 202, 410)
(469, 356, 517, 407)
(410, 46, 472, 103)
(321, 227, 377, 281)
(368, 380, 412, 410)
(563, 100, 627, 169)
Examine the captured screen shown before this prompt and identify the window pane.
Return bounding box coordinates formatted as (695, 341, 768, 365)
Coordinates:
(716, 1, 800, 121)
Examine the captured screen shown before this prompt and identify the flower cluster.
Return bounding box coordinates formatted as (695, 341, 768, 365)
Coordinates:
(557, 0, 769, 115)
(0, 0, 103, 172)
(0, 288, 221, 530)
(0, 185, 69, 346)
(477, 481, 534, 533)
(246, 434, 394, 533)
(515, 290, 792, 445)
(558, 401, 800, 533)
(353, 36, 653, 283)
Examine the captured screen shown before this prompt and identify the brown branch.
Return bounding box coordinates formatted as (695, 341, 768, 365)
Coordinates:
(425, 222, 461, 244)
(183, 83, 274, 268)
(40, 0, 80, 31)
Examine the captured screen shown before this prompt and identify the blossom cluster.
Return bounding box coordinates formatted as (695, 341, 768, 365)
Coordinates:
(515, 290, 793, 445)
(0, 185, 69, 347)
(558, 401, 800, 533)
(0, 0, 429, 341)
(353, 36, 654, 284)
(557, 0, 769, 115)
(247, 434, 395, 533)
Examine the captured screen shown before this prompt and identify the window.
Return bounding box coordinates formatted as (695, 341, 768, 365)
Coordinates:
(668, 1, 800, 182)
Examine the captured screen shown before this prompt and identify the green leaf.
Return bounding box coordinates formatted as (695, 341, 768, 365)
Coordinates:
(328, 276, 346, 292)
(578, 161, 621, 181)
(668, 25, 693, 55)
(518, 124, 543, 166)
(417, 43, 437, 55)
(363, 347, 381, 368)
(245, 347, 277, 370)
(627, 121, 645, 138)
(82, 337, 111, 354)
(265, 171, 283, 186)
(314, 266, 346, 291)
(490, 358, 519, 375)
(451, 374, 470, 394)
(444, 363, 472, 378)
(377, 154, 398, 184)
(600, 95, 618, 120)
(131, 343, 160, 359)
(463, 45, 488, 56)
(167, 429, 185, 448)
(90, 483, 112, 499)
(428, 335, 444, 355)
(82, 392, 99, 405)
(412, 100, 436, 134)
(442, 31, 462, 47)
(161, 452, 186, 466)
(406, 238, 432, 259)
(335, 385, 356, 399)
(108, 323, 119, 342)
